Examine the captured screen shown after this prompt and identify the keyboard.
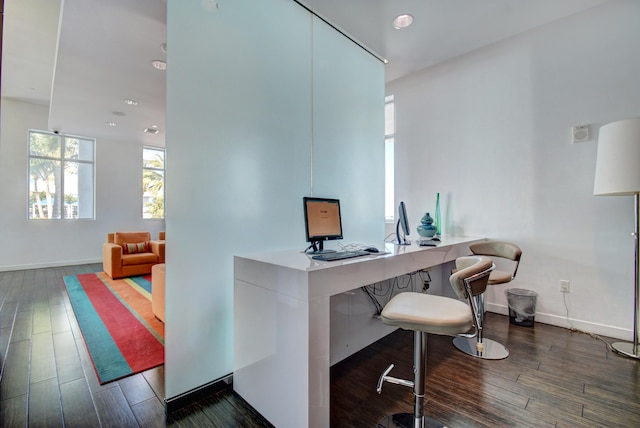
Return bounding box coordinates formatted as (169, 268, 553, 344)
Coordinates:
(311, 250, 370, 261)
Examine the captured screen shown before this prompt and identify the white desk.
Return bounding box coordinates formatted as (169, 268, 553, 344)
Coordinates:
(233, 236, 484, 428)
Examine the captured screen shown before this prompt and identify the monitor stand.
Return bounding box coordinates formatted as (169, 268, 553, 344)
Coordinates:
(395, 222, 411, 246)
(307, 240, 336, 254)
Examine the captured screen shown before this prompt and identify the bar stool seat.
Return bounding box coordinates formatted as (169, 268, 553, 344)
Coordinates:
(376, 256, 493, 428)
(380, 293, 472, 336)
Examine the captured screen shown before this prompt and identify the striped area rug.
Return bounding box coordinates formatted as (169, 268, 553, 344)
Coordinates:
(63, 272, 164, 384)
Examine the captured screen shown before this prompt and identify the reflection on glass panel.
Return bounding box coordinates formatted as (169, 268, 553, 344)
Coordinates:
(30, 132, 61, 158)
(29, 159, 62, 219)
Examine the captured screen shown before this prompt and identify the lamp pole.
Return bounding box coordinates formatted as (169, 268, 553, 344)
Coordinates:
(611, 193, 640, 359)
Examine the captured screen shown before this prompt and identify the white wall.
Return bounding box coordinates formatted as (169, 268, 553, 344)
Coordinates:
(0, 98, 164, 270)
(165, 0, 384, 399)
(388, 0, 640, 339)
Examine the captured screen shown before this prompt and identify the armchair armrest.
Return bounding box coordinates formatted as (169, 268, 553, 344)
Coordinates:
(150, 240, 165, 264)
(103, 243, 123, 279)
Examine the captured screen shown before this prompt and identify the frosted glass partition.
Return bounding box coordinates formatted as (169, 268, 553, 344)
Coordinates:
(166, 0, 384, 401)
(165, 0, 312, 398)
(311, 15, 386, 245)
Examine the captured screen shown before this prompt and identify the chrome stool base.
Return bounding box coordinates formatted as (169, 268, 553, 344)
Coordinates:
(452, 336, 508, 360)
(377, 413, 447, 428)
(611, 341, 640, 360)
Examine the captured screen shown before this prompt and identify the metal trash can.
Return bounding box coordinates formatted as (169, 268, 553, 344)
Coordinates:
(506, 288, 537, 327)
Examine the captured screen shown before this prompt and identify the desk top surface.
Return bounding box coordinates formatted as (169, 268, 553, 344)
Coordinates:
(235, 236, 485, 273)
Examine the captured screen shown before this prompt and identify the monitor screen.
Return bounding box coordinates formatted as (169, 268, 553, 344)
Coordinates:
(303, 197, 343, 253)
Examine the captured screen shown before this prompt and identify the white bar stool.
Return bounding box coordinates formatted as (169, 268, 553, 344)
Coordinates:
(452, 241, 522, 359)
(376, 256, 494, 428)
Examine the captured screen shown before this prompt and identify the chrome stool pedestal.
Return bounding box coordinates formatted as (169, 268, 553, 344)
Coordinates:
(452, 294, 508, 360)
(376, 332, 447, 428)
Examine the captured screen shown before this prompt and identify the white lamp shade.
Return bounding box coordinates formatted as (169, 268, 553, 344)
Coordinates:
(594, 117, 640, 196)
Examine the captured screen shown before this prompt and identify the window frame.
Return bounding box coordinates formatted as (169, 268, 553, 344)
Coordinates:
(27, 129, 96, 220)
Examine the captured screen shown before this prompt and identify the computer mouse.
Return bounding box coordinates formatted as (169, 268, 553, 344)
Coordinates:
(364, 247, 379, 253)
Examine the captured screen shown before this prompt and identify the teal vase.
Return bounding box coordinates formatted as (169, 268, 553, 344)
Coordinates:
(434, 193, 441, 236)
(417, 212, 437, 237)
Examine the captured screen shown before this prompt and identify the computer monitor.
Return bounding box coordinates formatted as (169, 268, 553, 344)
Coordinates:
(303, 197, 343, 254)
(396, 201, 411, 245)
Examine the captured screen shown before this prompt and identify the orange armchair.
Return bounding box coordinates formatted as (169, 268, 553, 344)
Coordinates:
(103, 232, 165, 279)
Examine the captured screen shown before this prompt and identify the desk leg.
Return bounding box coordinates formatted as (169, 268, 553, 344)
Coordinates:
(234, 280, 331, 427)
(309, 296, 331, 426)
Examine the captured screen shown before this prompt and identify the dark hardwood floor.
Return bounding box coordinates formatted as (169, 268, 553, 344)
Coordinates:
(1, 264, 639, 427)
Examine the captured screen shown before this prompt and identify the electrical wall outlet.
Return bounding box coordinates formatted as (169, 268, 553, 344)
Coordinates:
(560, 280, 570, 293)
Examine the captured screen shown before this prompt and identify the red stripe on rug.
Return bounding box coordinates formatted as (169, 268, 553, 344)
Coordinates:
(96, 273, 164, 339)
(77, 273, 164, 372)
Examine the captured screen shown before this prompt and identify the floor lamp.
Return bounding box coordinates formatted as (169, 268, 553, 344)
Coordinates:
(594, 117, 640, 360)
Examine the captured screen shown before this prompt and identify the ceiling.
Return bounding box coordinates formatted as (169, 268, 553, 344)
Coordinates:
(2, 0, 609, 146)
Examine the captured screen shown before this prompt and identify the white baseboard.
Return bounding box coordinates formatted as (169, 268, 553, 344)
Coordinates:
(0, 258, 102, 273)
(486, 302, 631, 342)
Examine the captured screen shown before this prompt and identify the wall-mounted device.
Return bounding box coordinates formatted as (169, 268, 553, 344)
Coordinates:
(572, 124, 590, 143)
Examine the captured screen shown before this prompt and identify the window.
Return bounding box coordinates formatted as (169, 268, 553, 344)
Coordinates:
(28, 130, 95, 220)
(385, 95, 395, 222)
(143, 147, 165, 219)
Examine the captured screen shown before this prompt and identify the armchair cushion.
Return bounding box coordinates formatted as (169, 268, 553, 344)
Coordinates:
(122, 253, 158, 266)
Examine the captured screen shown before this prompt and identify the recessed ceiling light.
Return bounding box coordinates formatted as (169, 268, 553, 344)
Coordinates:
(107, 121, 117, 127)
(123, 98, 138, 106)
(144, 127, 160, 135)
(393, 14, 414, 29)
(151, 60, 167, 70)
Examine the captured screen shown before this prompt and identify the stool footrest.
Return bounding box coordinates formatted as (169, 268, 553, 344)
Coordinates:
(377, 363, 414, 394)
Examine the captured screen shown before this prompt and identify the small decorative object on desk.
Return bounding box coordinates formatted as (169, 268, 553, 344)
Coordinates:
(417, 212, 437, 237)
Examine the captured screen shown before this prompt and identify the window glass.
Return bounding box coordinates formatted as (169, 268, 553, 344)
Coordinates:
(385, 95, 395, 222)
(65, 137, 95, 161)
(30, 132, 61, 157)
(143, 147, 165, 219)
(384, 98, 395, 136)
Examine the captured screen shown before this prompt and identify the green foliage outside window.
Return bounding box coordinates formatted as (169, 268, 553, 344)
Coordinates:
(143, 148, 165, 219)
